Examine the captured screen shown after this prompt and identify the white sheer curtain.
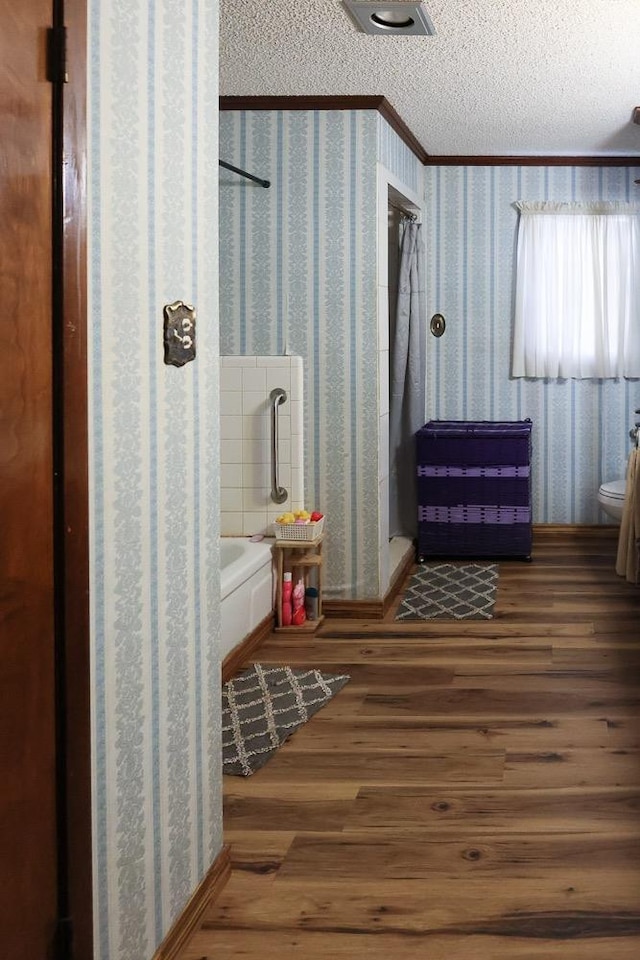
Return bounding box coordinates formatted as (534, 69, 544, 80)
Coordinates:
(512, 201, 640, 379)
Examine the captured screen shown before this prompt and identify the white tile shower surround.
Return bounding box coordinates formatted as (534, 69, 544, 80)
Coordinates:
(220, 356, 304, 536)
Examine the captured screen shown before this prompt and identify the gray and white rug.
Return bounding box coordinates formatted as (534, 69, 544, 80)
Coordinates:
(395, 562, 499, 621)
(222, 664, 350, 776)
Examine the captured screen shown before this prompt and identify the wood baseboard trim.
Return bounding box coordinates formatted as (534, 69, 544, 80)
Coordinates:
(310, 528, 619, 621)
(221, 612, 275, 683)
(382, 545, 416, 617)
(324, 544, 416, 621)
(324, 597, 384, 620)
(533, 523, 618, 535)
(152, 844, 231, 960)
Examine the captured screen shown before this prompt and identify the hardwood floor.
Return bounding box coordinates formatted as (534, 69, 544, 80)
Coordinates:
(183, 527, 640, 959)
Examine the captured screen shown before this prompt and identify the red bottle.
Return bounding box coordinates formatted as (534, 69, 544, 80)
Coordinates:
(281, 572, 293, 626)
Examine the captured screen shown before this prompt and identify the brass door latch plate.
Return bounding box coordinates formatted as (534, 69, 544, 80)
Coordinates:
(163, 300, 196, 366)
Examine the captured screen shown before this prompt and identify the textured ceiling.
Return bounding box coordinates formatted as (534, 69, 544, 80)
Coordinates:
(220, 0, 640, 157)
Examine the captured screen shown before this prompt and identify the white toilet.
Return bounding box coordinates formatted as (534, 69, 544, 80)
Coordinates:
(597, 478, 626, 522)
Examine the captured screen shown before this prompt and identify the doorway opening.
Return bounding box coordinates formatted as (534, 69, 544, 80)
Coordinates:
(387, 184, 422, 586)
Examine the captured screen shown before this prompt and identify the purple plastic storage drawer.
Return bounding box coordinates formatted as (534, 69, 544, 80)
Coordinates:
(416, 420, 532, 560)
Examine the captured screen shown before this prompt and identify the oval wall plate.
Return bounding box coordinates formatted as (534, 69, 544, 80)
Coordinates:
(430, 313, 446, 337)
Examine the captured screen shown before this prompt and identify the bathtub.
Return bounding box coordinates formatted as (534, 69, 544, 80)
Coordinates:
(220, 537, 274, 660)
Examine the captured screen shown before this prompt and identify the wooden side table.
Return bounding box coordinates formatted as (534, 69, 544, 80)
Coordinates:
(273, 534, 324, 632)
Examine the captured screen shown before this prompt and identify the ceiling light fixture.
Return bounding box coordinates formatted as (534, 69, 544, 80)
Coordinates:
(343, 1, 436, 37)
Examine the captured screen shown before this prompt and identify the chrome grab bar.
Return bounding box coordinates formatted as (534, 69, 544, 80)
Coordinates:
(270, 388, 288, 504)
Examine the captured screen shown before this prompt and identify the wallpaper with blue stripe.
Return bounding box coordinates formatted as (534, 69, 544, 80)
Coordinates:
(220, 109, 383, 598)
(219, 110, 638, 602)
(423, 165, 640, 523)
(89, 2, 222, 958)
(377, 115, 421, 195)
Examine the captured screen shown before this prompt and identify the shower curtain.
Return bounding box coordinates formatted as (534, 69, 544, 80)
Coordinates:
(389, 219, 426, 539)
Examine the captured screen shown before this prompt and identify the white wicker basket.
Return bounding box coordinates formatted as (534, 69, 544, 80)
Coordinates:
(273, 516, 325, 541)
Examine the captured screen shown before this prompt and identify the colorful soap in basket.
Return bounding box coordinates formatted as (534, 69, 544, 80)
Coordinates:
(274, 509, 324, 541)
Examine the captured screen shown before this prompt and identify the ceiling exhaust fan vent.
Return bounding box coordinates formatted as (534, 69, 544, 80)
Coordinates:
(342, 2, 436, 37)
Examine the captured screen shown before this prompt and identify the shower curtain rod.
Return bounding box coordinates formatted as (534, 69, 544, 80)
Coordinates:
(389, 201, 418, 221)
(219, 159, 270, 188)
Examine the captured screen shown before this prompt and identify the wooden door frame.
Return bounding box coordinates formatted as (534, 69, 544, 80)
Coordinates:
(57, 0, 92, 955)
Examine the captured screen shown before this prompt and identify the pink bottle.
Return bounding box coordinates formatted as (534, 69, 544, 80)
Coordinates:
(291, 577, 307, 626)
(281, 572, 293, 626)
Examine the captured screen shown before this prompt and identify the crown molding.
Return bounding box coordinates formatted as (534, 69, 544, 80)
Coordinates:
(219, 96, 640, 168)
(423, 155, 640, 166)
(219, 95, 429, 163)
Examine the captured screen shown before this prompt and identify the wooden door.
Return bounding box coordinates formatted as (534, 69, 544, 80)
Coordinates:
(0, 0, 91, 960)
(0, 0, 58, 951)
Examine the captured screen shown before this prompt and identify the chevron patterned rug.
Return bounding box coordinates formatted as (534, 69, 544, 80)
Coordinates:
(395, 562, 499, 621)
(222, 664, 350, 776)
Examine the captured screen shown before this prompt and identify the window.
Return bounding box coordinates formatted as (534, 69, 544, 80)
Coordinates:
(512, 201, 640, 379)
